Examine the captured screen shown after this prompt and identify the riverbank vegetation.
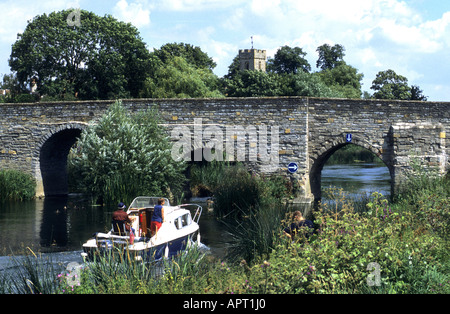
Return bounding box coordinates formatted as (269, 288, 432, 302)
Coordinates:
(0, 169, 35, 202)
(1, 166, 448, 294)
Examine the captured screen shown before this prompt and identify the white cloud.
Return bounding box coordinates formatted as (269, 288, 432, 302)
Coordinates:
(112, 0, 151, 28)
(157, 0, 242, 12)
(0, 0, 449, 100)
(0, 0, 81, 43)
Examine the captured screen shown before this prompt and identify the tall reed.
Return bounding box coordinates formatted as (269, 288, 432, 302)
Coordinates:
(0, 169, 36, 202)
(0, 248, 64, 294)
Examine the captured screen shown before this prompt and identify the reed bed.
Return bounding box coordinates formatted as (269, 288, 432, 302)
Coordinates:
(0, 169, 36, 202)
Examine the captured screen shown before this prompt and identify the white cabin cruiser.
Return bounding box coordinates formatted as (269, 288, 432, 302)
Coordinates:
(81, 197, 202, 261)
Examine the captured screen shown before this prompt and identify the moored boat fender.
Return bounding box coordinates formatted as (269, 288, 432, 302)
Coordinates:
(164, 244, 169, 258)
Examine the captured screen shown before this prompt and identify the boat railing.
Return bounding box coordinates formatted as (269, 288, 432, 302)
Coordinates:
(179, 204, 203, 224)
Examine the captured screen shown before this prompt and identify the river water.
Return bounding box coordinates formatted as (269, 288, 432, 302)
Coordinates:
(0, 163, 390, 266)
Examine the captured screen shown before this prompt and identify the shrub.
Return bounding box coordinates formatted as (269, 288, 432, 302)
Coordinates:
(69, 100, 186, 204)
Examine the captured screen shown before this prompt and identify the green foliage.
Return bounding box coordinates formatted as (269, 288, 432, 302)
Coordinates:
(267, 45, 311, 74)
(316, 44, 346, 70)
(0, 169, 36, 202)
(223, 70, 282, 97)
(139, 43, 223, 98)
(326, 144, 383, 164)
(223, 70, 343, 98)
(0, 248, 65, 294)
(370, 69, 427, 101)
(371, 69, 410, 100)
(152, 42, 217, 71)
(189, 161, 230, 197)
(278, 72, 344, 98)
(9, 10, 151, 100)
(211, 165, 291, 219)
(69, 100, 186, 204)
(316, 63, 363, 99)
(3, 174, 448, 294)
(247, 187, 449, 294)
(211, 166, 292, 263)
(140, 56, 224, 98)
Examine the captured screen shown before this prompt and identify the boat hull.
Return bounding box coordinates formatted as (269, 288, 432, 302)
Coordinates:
(82, 231, 199, 262)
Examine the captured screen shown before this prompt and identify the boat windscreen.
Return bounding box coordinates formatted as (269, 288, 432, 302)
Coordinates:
(129, 197, 170, 209)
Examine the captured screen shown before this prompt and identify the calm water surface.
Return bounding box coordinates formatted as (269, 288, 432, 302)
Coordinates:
(0, 163, 390, 262)
(321, 163, 391, 198)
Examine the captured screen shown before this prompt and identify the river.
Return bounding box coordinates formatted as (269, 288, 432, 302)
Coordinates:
(0, 163, 390, 264)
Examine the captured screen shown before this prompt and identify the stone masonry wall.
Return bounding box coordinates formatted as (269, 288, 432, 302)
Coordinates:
(0, 97, 449, 201)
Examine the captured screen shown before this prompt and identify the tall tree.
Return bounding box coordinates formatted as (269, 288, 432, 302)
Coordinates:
(370, 69, 411, 100)
(316, 44, 345, 70)
(9, 10, 151, 100)
(140, 56, 224, 98)
(152, 42, 217, 71)
(267, 46, 311, 74)
(316, 62, 364, 98)
(410, 85, 428, 101)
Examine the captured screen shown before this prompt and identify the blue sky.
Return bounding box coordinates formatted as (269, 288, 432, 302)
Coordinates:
(0, 0, 449, 101)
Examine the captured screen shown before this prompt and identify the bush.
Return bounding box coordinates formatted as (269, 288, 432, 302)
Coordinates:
(0, 169, 36, 202)
(69, 100, 186, 204)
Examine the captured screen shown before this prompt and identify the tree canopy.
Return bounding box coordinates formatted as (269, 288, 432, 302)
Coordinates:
(316, 62, 364, 99)
(370, 69, 427, 101)
(267, 46, 311, 74)
(4, 10, 428, 102)
(152, 42, 217, 71)
(140, 56, 224, 98)
(9, 10, 151, 100)
(316, 44, 346, 70)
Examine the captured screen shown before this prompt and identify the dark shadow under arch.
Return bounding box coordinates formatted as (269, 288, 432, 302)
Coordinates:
(40, 128, 82, 196)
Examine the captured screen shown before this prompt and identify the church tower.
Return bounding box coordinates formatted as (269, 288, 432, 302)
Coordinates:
(239, 49, 267, 72)
(239, 38, 266, 72)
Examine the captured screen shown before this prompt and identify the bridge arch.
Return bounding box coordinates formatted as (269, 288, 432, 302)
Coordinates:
(34, 123, 87, 197)
(308, 134, 394, 202)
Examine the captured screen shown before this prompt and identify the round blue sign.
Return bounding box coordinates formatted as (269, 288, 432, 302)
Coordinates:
(288, 162, 298, 173)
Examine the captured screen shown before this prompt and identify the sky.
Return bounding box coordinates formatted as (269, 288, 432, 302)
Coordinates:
(0, 0, 449, 101)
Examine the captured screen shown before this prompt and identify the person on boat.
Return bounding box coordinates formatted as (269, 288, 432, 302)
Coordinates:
(150, 198, 165, 236)
(283, 210, 314, 241)
(112, 202, 135, 233)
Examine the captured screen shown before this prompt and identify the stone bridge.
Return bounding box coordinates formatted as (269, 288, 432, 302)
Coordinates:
(1, 97, 448, 203)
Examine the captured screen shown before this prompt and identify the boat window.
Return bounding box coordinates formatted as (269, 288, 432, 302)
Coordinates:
(175, 214, 192, 229)
(175, 217, 182, 229)
(181, 214, 191, 227)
